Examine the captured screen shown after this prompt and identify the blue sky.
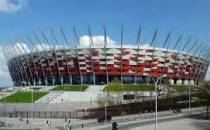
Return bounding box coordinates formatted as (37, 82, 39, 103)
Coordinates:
(0, 0, 210, 86)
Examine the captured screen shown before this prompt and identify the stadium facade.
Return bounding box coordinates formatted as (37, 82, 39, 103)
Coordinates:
(3, 28, 210, 86)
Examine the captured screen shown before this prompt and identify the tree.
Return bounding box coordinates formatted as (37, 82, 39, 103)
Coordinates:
(96, 92, 107, 107)
(197, 81, 210, 119)
(96, 92, 116, 107)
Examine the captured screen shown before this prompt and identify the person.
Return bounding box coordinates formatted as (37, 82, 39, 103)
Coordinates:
(19, 117, 23, 121)
(46, 120, 49, 127)
(0, 121, 2, 127)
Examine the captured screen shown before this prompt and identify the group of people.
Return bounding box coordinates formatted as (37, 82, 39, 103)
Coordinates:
(0, 120, 13, 127)
(0, 121, 6, 127)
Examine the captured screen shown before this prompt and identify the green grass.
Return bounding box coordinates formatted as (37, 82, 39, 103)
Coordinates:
(2, 92, 48, 103)
(104, 84, 154, 92)
(52, 85, 88, 91)
(170, 85, 195, 92)
(104, 84, 196, 92)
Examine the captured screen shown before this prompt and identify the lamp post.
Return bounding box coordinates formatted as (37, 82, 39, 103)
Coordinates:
(143, 74, 167, 130)
(188, 85, 191, 111)
(105, 103, 107, 123)
(31, 80, 35, 130)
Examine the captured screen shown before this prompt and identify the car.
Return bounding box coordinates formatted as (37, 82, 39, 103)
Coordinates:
(173, 108, 181, 113)
(97, 115, 112, 123)
(97, 116, 104, 123)
(7, 122, 13, 126)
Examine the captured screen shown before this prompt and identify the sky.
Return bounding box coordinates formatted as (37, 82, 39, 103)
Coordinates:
(0, 0, 210, 87)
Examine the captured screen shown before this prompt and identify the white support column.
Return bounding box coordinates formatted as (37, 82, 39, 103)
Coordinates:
(70, 75, 72, 85)
(81, 75, 83, 85)
(60, 28, 72, 86)
(87, 28, 96, 86)
(184, 80, 189, 85)
(93, 74, 96, 86)
(120, 26, 123, 83)
(135, 27, 141, 85)
(176, 79, 182, 85)
(45, 79, 48, 86)
(168, 79, 174, 85)
(73, 28, 83, 85)
(103, 26, 109, 84)
(52, 78, 55, 86)
(61, 76, 64, 85)
(189, 80, 194, 85)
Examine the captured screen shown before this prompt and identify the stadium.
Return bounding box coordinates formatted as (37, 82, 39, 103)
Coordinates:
(3, 28, 210, 86)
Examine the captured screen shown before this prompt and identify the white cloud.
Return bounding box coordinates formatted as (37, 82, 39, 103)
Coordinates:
(205, 66, 210, 81)
(36, 43, 51, 51)
(5, 42, 30, 58)
(0, 46, 12, 87)
(36, 43, 70, 51)
(79, 35, 116, 48)
(16, 42, 30, 53)
(122, 44, 151, 49)
(0, 68, 9, 76)
(0, 42, 31, 87)
(78, 35, 153, 49)
(0, 0, 27, 13)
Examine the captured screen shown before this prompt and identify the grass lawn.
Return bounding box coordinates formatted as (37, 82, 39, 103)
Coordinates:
(52, 85, 88, 91)
(104, 84, 154, 92)
(104, 84, 196, 92)
(2, 92, 48, 103)
(170, 85, 195, 92)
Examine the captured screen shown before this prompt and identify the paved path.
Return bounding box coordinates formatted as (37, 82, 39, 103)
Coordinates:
(72, 107, 206, 130)
(49, 91, 98, 105)
(35, 91, 63, 103)
(0, 107, 207, 130)
(130, 118, 210, 130)
(0, 102, 92, 112)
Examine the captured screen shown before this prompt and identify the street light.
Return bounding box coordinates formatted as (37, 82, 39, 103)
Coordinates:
(99, 91, 107, 123)
(188, 84, 191, 111)
(154, 75, 167, 130)
(143, 73, 167, 130)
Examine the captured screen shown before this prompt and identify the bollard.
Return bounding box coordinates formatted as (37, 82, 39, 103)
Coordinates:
(9, 113, 12, 118)
(26, 112, 28, 121)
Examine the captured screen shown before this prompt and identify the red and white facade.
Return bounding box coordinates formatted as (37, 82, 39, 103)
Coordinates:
(6, 46, 209, 86)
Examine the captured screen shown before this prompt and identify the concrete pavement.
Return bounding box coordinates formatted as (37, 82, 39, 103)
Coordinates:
(0, 107, 206, 130)
(130, 118, 210, 130)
